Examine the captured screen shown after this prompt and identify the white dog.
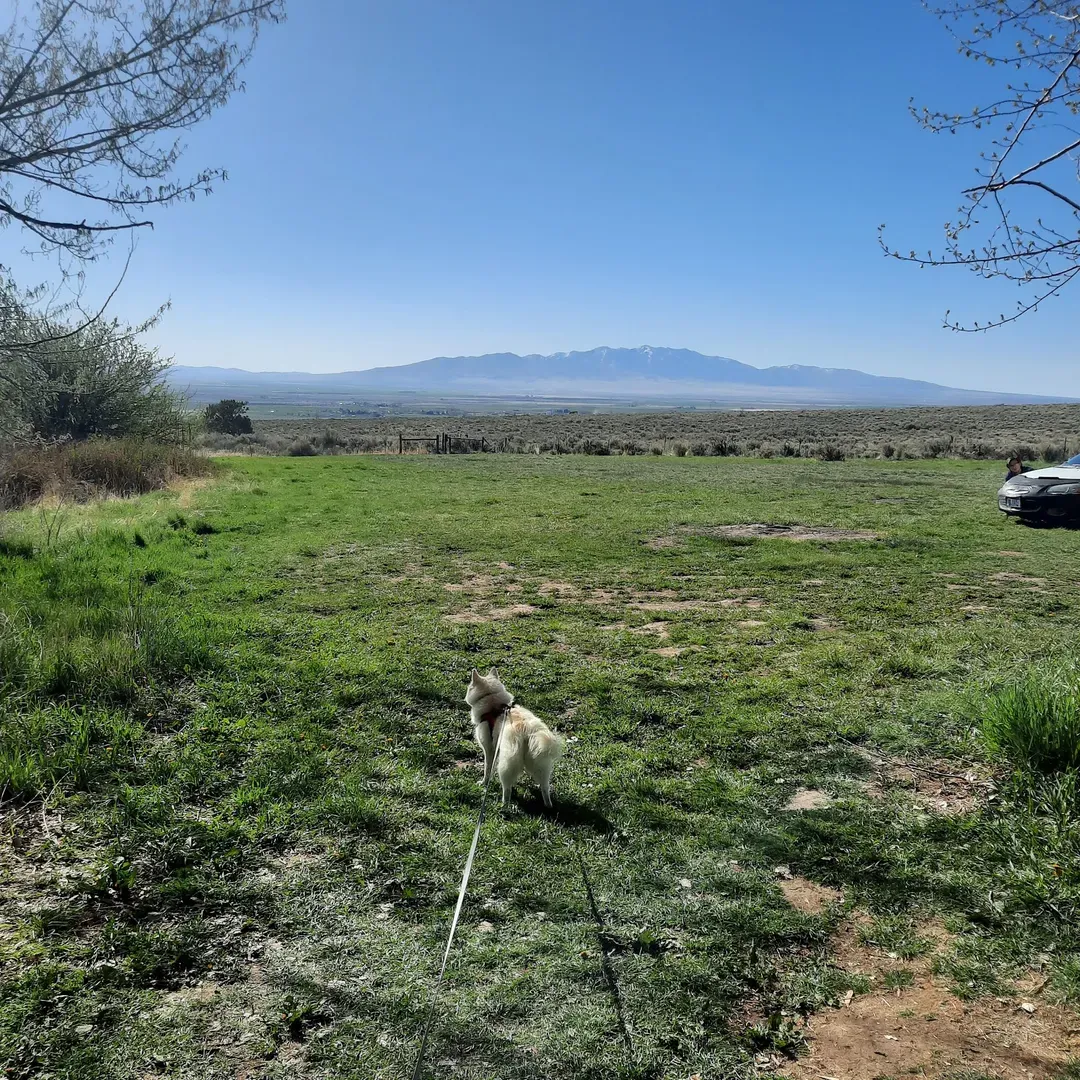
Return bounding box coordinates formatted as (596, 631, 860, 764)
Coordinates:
(465, 668, 565, 808)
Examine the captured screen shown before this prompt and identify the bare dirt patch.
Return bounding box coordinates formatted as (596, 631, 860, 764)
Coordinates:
(538, 581, 579, 596)
(790, 919, 1078, 1080)
(786, 915, 1080, 1080)
(643, 535, 680, 550)
(991, 571, 1048, 585)
(582, 588, 620, 605)
(857, 747, 993, 816)
(779, 875, 843, 914)
(629, 599, 723, 612)
(647, 524, 880, 548)
(719, 597, 766, 609)
(651, 645, 701, 657)
(274, 850, 323, 872)
(491, 604, 537, 619)
(600, 621, 670, 639)
(737, 619, 766, 628)
(701, 523, 880, 542)
(162, 982, 221, 1008)
(443, 604, 537, 624)
(807, 617, 839, 632)
(385, 562, 431, 585)
(786, 788, 833, 811)
(442, 574, 495, 594)
(789, 988, 1077, 1079)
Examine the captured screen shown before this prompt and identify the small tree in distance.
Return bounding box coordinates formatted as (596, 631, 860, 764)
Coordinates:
(882, 1, 1080, 331)
(204, 399, 253, 435)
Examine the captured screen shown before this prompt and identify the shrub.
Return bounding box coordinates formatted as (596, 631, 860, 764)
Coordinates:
(818, 444, 846, 461)
(1, 275, 187, 442)
(711, 438, 741, 456)
(649, 444, 663, 456)
(880, 443, 895, 459)
(287, 438, 319, 457)
(689, 442, 710, 456)
(66, 441, 209, 496)
(983, 674, 1080, 775)
(319, 426, 344, 451)
(673, 442, 688, 457)
(0, 440, 212, 509)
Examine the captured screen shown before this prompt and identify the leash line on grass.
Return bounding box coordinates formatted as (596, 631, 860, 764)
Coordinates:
(410, 707, 508, 1080)
(573, 842, 636, 1062)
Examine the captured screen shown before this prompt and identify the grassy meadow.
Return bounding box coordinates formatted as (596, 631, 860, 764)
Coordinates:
(3, 454, 1080, 1079)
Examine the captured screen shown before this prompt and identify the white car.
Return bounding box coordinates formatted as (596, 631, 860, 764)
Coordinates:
(998, 454, 1080, 523)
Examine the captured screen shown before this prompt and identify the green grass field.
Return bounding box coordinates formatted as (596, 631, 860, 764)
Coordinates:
(3, 455, 1080, 1079)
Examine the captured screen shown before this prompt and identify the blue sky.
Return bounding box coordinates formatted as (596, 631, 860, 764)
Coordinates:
(90, 1, 1076, 393)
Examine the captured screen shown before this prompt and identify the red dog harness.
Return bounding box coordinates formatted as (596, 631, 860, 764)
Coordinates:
(479, 700, 513, 736)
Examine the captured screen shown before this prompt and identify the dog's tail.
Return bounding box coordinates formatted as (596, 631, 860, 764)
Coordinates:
(527, 728, 565, 761)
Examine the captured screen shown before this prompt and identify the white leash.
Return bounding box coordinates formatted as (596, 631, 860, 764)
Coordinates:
(410, 706, 508, 1080)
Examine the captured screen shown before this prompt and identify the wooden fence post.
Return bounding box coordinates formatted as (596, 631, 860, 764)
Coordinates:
(398, 433, 403, 455)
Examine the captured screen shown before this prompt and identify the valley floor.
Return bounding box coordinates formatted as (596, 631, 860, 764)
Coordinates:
(2, 455, 1080, 1079)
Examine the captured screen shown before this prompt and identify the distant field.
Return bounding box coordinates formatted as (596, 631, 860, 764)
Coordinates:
(222, 402, 1080, 461)
(3, 455, 1080, 1078)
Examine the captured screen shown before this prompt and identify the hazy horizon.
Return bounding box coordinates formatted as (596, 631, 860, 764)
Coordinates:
(164, 345, 1017, 390)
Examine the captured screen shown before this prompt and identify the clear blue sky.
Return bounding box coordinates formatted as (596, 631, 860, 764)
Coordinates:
(97, 0, 1076, 394)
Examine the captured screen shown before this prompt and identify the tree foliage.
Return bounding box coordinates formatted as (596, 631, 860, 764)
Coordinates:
(204, 398, 252, 434)
(0, 274, 186, 442)
(884, 1, 1080, 330)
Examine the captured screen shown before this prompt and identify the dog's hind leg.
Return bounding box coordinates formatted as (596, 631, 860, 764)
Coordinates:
(497, 747, 525, 808)
(500, 774, 515, 807)
(498, 758, 524, 807)
(533, 759, 555, 808)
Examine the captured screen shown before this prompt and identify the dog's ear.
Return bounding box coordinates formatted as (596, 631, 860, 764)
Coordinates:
(488, 666, 500, 679)
(470, 668, 482, 683)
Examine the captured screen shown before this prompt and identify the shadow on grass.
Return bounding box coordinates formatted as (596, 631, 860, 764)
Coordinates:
(515, 792, 615, 834)
(1015, 516, 1080, 530)
(738, 806, 979, 915)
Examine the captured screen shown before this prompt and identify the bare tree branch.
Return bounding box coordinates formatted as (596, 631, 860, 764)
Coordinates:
(0, 1, 284, 263)
(884, 1, 1080, 329)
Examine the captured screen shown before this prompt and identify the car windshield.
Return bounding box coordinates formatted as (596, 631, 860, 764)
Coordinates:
(1067, 454, 1080, 466)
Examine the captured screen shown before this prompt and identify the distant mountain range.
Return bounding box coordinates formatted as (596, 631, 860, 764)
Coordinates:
(167, 346, 1071, 407)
